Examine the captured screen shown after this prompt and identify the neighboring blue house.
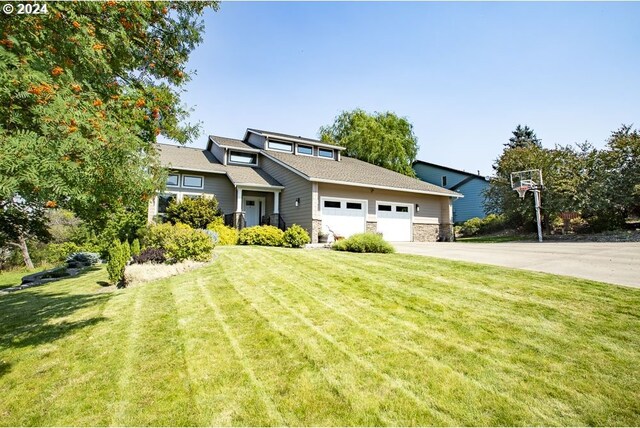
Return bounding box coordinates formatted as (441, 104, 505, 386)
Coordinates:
(413, 160, 490, 223)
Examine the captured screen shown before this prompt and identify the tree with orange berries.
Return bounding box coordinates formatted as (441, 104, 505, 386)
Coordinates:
(0, 1, 218, 266)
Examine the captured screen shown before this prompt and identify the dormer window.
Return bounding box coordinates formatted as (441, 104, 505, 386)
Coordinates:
(297, 145, 313, 156)
(267, 140, 293, 152)
(229, 151, 258, 166)
(318, 148, 334, 159)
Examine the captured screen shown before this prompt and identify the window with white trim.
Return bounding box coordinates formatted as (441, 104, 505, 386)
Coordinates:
(378, 204, 392, 211)
(182, 175, 203, 189)
(318, 148, 334, 159)
(267, 140, 293, 152)
(297, 145, 313, 155)
(229, 151, 257, 165)
(157, 193, 177, 214)
(166, 174, 179, 187)
(396, 206, 409, 213)
(346, 202, 362, 210)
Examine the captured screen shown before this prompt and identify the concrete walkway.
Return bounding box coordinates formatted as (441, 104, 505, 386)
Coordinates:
(393, 241, 640, 288)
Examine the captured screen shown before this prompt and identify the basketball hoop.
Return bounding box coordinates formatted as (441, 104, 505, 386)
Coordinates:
(510, 169, 544, 242)
(516, 185, 530, 199)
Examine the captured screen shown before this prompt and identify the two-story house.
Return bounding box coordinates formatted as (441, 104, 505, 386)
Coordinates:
(150, 128, 461, 243)
(413, 160, 490, 223)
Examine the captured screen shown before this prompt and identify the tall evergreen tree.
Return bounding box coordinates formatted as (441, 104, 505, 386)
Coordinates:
(506, 125, 542, 149)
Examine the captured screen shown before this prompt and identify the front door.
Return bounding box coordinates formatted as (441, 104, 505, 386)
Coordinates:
(243, 197, 264, 227)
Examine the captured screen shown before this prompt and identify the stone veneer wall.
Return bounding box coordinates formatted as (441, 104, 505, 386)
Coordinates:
(413, 224, 439, 242)
(311, 219, 321, 244)
(366, 222, 377, 233)
(439, 223, 454, 242)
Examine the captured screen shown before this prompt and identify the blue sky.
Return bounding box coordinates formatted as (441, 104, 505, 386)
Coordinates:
(176, 1, 640, 176)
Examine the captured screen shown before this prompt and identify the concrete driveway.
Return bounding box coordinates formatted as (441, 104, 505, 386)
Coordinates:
(393, 241, 640, 288)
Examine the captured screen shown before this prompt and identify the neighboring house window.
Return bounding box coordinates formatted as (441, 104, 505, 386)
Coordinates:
(442, 176, 447, 187)
(318, 148, 334, 159)
(378, 204, 392, 211)
(396, 206, 409, 213)
(346, 202, 362, 210)
(157, 193, 177, 214)
(166, 174, 179, 187)
(268, 140, 293, 152)
(297, 145, 313, 156)
(324, 201, 341, 208)
(229, 151, 257, 165)
(182, 175, 204, 189)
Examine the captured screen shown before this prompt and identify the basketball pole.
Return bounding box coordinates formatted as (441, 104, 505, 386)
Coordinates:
(533, 189, 543, 243)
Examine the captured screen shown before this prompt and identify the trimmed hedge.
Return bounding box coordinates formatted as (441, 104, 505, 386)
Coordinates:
(332, 232, 395, 254)
(131, 239, 141, 257)
(144, 223, 214, 262)
(107, 240, 127, 286)
(238, 225, 285, 247)
(283, 224, 311, 248)
(207, 217, 238, 245)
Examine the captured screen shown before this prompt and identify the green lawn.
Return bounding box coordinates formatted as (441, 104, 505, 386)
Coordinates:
(1, 247, 639, 426)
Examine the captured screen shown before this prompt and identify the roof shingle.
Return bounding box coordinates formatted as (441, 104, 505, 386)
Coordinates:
(263, 151, 461, 197)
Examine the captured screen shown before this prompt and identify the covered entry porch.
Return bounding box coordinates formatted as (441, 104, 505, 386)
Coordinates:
(224, 185, 285, 230)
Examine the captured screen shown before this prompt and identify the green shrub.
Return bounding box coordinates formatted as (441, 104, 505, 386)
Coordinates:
(238, 225, 285, 247)
(332, 233, 394, 253)
(144, 223, 214, 262)
(107, 240, 126, 286)
(131, 239, 141, 256)
(43, 242, 81, 263)
(207, 217, 238, 245)
(283, 224, 310, 248)
(122, 241, 131, 263)
(459, 214, 506, 237)
(166, 196, 221, 229)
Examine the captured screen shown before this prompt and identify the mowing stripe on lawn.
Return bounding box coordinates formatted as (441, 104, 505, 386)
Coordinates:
(196, 276, 285, 426)
(225, 251, 454, 425)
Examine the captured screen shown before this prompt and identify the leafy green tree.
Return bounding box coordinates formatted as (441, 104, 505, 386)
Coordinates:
(319, 109, 419, 177)
(0, 198, 51, 268)
(506, 125, 542, 149)
(603, 125, 640, 219)
(0, 1, 218, 259)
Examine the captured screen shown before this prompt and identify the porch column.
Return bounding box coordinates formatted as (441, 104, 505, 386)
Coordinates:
(273, 191, 280, 214)
(236, 187, 243, 212)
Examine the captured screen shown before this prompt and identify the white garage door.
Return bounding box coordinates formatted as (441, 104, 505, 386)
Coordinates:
(377, 203, 412, 242)
(321, 199, 366, 238)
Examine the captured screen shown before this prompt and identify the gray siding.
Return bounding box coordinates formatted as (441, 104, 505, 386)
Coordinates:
(260, 157, 312, 232)
(246, 133, 266, 149)
(317, 183, 445, 224)
(169, 170, 236, 215)
(209, 143, 226, 164)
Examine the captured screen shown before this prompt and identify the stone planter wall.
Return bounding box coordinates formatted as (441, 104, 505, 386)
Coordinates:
(413, 224, 439, 242)
(366, 221, 377, 233)
(312, 219, 322, 244)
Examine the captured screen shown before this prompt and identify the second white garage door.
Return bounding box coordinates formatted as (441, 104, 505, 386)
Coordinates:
(377, 203, 412, 242)
(321, 198, 366, 238)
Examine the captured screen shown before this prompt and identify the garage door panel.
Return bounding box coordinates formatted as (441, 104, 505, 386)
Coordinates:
(377, 203, 412, 241)
(321, 199, 366, 238)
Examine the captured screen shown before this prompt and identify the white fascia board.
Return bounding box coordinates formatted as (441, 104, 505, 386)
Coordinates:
(311, 178, 464, 198)
(235, 184, 285, 192)
(164, 165, 227, 175)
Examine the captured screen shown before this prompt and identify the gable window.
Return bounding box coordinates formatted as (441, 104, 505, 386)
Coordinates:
(346, 202, 362, 210)
(324, 201, 341, 208)
(297, 145, 313, 156)
(267, 140, 293, 152)
(182, 175, 203, 189)
(229, 151, 257, 165)
(166, 174, 179, 187)
(318, 148, 334, 159)
(442, 176, 447, 187)
(378, 205, 392, 212)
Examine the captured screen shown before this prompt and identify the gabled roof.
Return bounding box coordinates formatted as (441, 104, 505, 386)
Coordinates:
(157, 144, 282, 189)
(245, 128, 345, 151)
(413, 159, 487, 180)
(263, 151, 462, 198)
